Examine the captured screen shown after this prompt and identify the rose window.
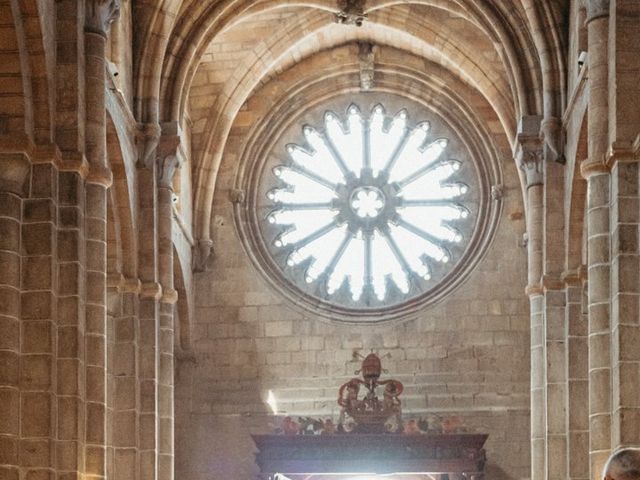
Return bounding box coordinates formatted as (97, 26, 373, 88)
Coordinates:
(264, 104, 472, 308)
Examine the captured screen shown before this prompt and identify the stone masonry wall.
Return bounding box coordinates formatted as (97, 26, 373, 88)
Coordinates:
(176, 84, 531, 479)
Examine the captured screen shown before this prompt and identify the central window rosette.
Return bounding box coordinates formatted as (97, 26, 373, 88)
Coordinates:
(266, 104, 470, 305)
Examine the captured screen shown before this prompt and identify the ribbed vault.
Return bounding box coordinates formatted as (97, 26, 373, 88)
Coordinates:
(130, 0, 566, 247)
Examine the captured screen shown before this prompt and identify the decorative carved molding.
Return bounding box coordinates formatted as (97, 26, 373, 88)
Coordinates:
(192, 239, 214, 273)
(85, 0, 121, 37)
(586, 0, 609, 22)
(161, 287, 179, 305)
(336, 0, 367, 26)
(139, 281, 163, 300)
(136, 122, 161, 170)
(358, 42, 375, 91)
(229, 188, 246, 204)
(490, 184, 504, 201)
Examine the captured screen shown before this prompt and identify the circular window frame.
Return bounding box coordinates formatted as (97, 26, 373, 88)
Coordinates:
(234, 91, 502, 324)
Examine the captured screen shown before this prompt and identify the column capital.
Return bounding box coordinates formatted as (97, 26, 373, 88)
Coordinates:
(586, 0, 609, 23)
(85, 0, 121, 37)
(516, 116, 544, 188)
(135, 122, 161, 170)
(157, 122, 182, 189)
(541, 117, 564, 164)
(192, 239, 214, 273)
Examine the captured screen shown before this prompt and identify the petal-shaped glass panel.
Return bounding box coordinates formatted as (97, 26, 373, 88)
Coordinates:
(372, 231, 408, 299)
(269, 167, 337, 204)
(328, 232, 365, 301)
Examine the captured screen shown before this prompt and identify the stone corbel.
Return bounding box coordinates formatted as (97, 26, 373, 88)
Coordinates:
(516, 115, 544, 188)
(135, 122, 161, 170)
(85, 0, 121, 37)
(192, 238, 214, 273)
(518, 146, 544, 188)
(157, 123, 182, 189)
(541, 117, 565, 164)
(336, 0, 367, 26)
(586, 0, 609, 22)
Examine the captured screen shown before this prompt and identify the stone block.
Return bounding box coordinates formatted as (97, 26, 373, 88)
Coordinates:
(264, 321, 293, 337)
(19, 439, 51, 468)
(22, 321, 52, 354)
(21, 393, 52, 437)
(0, 218, 19, 252)
(20, 355, 52, 390)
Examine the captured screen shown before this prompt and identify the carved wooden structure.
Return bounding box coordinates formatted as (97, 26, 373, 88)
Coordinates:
(252, 433, 488, 479)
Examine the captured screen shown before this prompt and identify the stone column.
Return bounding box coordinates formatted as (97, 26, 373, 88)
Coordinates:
(566, 277, 589, 480)
(517, 116, 545, 480)
(136, 122, 161, 480)
(543, 150, 568, 480)
(21, 160, 59, 480)
(84, 1, 120, 478)
(156, 124, 181, 480)
(607, 0, 640, 452)
(583, 2, 611, 479)
(0, 153, 28, 480)
(609, 154, 640, 449)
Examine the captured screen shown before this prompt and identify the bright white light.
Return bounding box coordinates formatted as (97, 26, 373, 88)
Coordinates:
(266, 390, 278, 415)
(268, 105, 470, 304)
(351, 189, 384, 218)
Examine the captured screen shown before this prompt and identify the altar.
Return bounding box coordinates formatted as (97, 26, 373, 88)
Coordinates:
(252, 433, 488, 479)
(253, 354, 488, 479)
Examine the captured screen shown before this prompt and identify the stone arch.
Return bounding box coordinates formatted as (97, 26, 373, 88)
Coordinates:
(191, 32, 513, 249)
(0, 0, 33, 140)
(107, 187, 123, 277)
(0, 0, 55, 143)
(173, 245, 192, 351)
(159, 0, 542, 122)
(566, 111, 588, 274)
(106, 111, 137, 279)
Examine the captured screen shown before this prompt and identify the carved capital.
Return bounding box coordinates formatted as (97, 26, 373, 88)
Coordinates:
(157, 122, 182, 188)
(518, 144, 544, 188)
(516, 115, 544, 188)
(586, 0, 609, 22)
(541, 117, 564, 164)
(139, 281, 163, 300)
(135, 122, 161, 170)
(85, 0, 121, 37)
(336, 0, 367, 26)
(192, 239, 214, 273)
(358, 42, 375, 91)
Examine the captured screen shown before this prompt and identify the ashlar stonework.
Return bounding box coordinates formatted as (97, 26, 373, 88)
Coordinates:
(1, 1, 640, 480)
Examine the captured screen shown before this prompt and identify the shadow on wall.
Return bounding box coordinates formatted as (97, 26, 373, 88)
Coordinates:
(485, 463, 510, 480)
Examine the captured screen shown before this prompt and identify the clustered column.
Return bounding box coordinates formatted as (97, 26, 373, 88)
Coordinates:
(84, 0, 120, 478)
(0, 155, 27, 480)
(517, 116, 545, 480)
(583, 2, 611, 478)
(156, 125, 181, 480)
(566, 278, 589, 480)
(136, 122, 162, 480)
